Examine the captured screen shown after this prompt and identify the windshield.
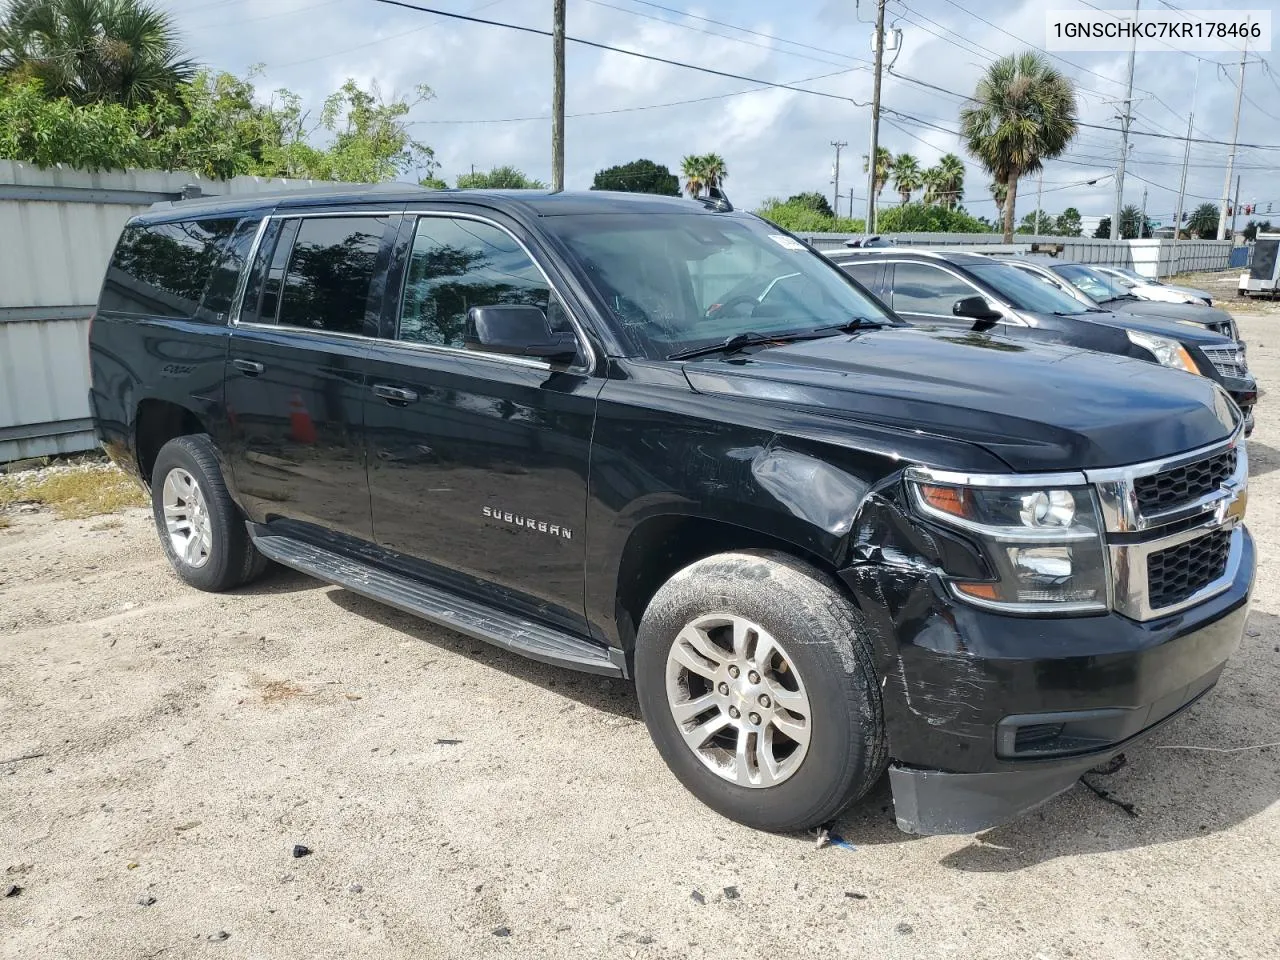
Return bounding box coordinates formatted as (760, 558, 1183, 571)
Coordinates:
(967, 262, 1092, 315)
(1109, 266, 1160, 285)
(544, 213, 897, 359)
(1054, 263, 1135, 302)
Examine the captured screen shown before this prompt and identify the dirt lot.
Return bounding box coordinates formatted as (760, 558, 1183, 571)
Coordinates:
(3, 300, 1279, 960)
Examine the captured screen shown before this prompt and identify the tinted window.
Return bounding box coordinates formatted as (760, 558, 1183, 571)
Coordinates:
(890, 262, 978, 315)
(1055, 263, 1131, 302)
(198, 217, 261, 322)
(969, 262, 1091, 315)
(101, 218, 238, 319)
(839, 260, 881, 291)
(399, 217, 560, 348)
(274, 217, 387, 334)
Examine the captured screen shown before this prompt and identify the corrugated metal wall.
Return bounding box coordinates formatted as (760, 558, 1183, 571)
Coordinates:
(0, 162, 341, 462)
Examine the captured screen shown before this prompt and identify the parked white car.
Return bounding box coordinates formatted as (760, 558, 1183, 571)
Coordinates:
(1093, 266, 1214, 306)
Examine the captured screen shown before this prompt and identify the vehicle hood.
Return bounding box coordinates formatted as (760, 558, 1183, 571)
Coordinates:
(682, 326, 1237, 472)
(1166, 283, 1213, 301)
(1080, 310, 1235, 346)
(1100, 297, 1234, 329)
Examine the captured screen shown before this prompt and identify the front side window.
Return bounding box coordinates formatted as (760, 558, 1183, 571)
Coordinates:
(968, 262, 1092, 315)
(1054, 263, 1132, 303)
(273, 216, 387, 334)
(890, 262, 979, 316)
(101, 218, 239, 319)
(399, 216, 564, 349)
(542, 213, 896, 359)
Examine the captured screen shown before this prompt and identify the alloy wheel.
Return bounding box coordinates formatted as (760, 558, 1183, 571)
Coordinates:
(161, 467, 212, 569)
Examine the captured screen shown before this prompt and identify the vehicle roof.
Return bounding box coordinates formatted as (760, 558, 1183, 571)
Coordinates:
(137, 185, 716, 224)
(828, 248, 997, 267)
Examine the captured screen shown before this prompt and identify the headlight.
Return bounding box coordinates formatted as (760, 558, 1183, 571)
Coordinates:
(1126, 329, 1200, 374)
(909, 479, 1108, 613)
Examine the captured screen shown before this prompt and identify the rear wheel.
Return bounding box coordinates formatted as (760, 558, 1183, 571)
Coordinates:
(635, 551, 887, 832)
(150, 434, 267, 592)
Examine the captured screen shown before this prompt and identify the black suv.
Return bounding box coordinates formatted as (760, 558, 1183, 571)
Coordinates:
(90, 189, 1253, 836)
(830, 248, 1257, 429)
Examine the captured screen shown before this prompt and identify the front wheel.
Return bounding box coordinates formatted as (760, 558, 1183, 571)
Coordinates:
(150, 434, 267, 592)
(634, 551, 887, 832)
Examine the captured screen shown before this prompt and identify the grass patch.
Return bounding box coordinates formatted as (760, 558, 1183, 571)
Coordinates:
(0, 464, 147, 520)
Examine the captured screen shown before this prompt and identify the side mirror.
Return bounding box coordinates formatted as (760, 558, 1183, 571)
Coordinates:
(952, 295, 1002, 325)
(465, 305, 578, 361)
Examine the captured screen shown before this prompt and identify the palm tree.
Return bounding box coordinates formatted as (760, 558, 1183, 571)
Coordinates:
(936, 153, 966, 209)
(701, 152, 727, 192)
(0, 0, 195, 106)
(862, 146, 892, 198)
(990, 180, 1008, 221)
(921, 167, 945, 206)
(1188, 202, 1218, 240)
(890, 152, 920, 205)
(1119, 203, 1147, 239)
(680, 154, 705, 198)
(960, 52, 1078, 242)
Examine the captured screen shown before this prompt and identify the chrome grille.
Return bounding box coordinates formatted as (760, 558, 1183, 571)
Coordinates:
(1132, 448, 1237, 516)
(1200, 343, 1250, 380)
(1147, 529, 1232, 610)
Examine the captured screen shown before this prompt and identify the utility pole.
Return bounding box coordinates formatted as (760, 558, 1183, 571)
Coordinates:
(1035, 170, 1043, 235)
(1110, 0, 1139, 240)
(864, 0, 887, 235)
(830, 141, 847, 218)
(551, 0, 566, 192)
(1217, 41, 1248, 240)
(1230, 175, 1241, 239)
(1139, 185, 1148, 238)
(1173, 62, 1199, 243)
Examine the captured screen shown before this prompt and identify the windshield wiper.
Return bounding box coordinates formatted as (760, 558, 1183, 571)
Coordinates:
(811, 317, 888, 334)
(667, 329, 829, 361)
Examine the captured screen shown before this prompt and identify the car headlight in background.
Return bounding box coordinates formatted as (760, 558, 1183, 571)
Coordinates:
(909, 478, 1109, 614)
(1125, 329, 1201, 374)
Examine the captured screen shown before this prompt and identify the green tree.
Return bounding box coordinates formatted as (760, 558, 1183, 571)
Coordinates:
(890, 152, 920, 206)
(1119, 203, 1149, 239)
(862, 145, 891, 200)
(1093, 216, 1111, 239)
(0, 0, 194, 106)
(1015, 211, 1041, 235)
(990, 180, 1007, 222)
(680, 152, 728, 198)
(1188, 202, 1218, 240)
(876, 202, 991, 234)
(456, 165, 546, 189)
(921, 166, 945, 206)
(591, 158, 678, 195)
(935, 152, 966, 209)
(786, 191, 834, 217)
(1244, 219, 1273, 242)
(960, 52, 1078, 242)
(1055, 206, 1083, 237)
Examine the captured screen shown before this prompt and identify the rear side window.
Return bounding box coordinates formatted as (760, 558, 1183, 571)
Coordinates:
(839, 260, 881, 292)
(199, 217, 262, 323)
(101, 218, 239, 319)
(273, 216, 388, 334)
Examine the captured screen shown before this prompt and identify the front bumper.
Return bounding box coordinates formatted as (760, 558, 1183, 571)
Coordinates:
(845, 527, 1254, 835)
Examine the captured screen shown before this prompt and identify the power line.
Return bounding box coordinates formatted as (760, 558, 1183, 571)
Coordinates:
(616, 0, 867, 63)
(579, 0, 861, 70)
(407, 67, 861, 124)
(371, 0, 870, 106)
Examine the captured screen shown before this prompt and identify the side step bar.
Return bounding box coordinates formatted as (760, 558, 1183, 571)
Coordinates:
(249, 528, 626, 678)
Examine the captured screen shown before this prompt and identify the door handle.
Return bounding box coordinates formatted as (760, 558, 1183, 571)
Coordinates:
(372, 384, 419, 405)
(232, 358, 265, 376)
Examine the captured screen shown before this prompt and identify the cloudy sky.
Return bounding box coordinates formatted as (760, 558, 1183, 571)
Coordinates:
(157, 0, 1279, 227)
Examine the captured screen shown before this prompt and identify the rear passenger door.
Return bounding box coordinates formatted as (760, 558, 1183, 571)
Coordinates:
(224, 213, 396, 542)
(361, 210, 600, 635)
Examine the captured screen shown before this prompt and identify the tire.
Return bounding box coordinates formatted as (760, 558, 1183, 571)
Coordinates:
(634, 550, 887, 833)
(150, 434, 267, 592)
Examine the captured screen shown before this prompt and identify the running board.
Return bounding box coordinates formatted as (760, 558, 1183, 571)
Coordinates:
(249, 528, 626, 677)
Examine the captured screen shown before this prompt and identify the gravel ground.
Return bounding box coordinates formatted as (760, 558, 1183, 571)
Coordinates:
(3, 305, 1279, 960)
